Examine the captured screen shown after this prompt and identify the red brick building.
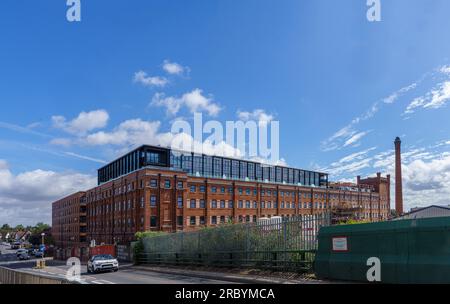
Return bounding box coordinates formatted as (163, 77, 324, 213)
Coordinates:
(52, 145, 391, 249)
(52, 191, 88, 260)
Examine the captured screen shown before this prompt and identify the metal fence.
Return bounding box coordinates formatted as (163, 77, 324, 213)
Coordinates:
(138, 213, 331, 272)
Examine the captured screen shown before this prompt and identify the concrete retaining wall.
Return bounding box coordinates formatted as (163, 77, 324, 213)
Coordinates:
(0, 266, 72, 284)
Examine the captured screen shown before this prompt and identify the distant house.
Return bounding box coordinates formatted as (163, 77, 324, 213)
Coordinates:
(394, 205, 450, 220)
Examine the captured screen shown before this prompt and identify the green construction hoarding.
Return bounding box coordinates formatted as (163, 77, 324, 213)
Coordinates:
(314, 216, 450, 283)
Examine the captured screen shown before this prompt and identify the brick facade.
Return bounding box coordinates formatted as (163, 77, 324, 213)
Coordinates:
(83, 168, 390, 245)
(52, 145, 391, 249)
(51, 191, 88, 259)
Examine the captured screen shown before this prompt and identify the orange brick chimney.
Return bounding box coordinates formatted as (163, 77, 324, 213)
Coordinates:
(394, 137, 403, 215)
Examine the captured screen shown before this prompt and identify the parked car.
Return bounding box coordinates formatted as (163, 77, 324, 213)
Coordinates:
(16, 249, 28, 257)
(11, 242, 21, 250)
(87, 254, 119, 273)
(18, 253, 30, 260)
(34, 251, 44, 258)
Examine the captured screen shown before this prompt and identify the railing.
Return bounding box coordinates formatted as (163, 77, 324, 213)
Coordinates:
(137, 213, 331, 272)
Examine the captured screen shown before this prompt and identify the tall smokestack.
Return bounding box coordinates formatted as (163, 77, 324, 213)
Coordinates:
(394, 137, 403, 215)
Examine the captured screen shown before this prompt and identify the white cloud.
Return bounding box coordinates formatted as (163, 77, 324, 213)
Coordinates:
(321, 69, 434, 151)
(133, 70, 168, 87)
(401, 155, 450, 209)
(383, 82, 418, 104)
(82, 118, 243, 159)
(63, 152, 107, 164)
(323, 138, 450, 212)
(336, 147, 377, 164)
(162, 60, 188, 75)
(237, 109, 275, 127)
(0, 121, 52, 138)
(343, 131, 369, 147)
(84, 119, 167, 147)
(151, 89, 221, 116)
(50, 138, 72, 146)
(52, 109, 109, 135)
(440, 65, 450, 74)
(405, 81, 450, 114)
(0, 160, 96, 226)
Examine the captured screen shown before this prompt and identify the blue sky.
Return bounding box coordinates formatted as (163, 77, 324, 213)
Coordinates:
(1, 0, 450, 225)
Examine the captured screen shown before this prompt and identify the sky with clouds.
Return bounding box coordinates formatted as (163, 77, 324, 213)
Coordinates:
(1, 0, 450, 226)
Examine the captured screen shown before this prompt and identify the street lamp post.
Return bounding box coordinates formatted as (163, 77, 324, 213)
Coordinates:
(41, 233, 45, 259)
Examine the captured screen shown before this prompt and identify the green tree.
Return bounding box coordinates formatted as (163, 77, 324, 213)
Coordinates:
(32, 222, 50, 234)
(1, 224, 11, 230)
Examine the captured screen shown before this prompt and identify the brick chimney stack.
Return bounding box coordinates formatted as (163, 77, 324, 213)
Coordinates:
(394, 137, 403, 215)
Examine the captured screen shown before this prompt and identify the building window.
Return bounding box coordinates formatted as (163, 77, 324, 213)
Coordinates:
(253, 215, 257, 222)
(238, 201, 243, 208)
(253, 201, 258, 208)
(245, 215, 250, 222)
(238, 188, 243, 195)
(220, 216, 225, 224)
(190, 199, 196, 208)
(190, 185, 196, 192)
(177, 216, 183, 226)
(150, 216, 157, 227)
(177, 181, 183, 189)
(211, 186, 217, 193)
(228, 201, 234, 208)
(200, 199, 205, 208)
(200, 185, 205, 193)
(164, 180, 171, 189)
(221, 187, 225, 193)
(200, 216, 205, 225)
(220, 200, 225, 208)
(190, 216, 196, 226)
(150, 195, 157, 207)
(246, 201, 250, 208)
(150, 179, 158, 187)
(231, 160, 239, 178)
(211, 216, 217, 225)
(177, 196, 183, 208)
(223, 159, 231, 178)
(146, 152, 160, 164)
(261, 201, 265, 209)
(211, 200, 217, 208)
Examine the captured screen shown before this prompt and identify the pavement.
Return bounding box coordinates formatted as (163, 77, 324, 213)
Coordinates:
(132, 265, 325, 284)
(1, 243, 326, 284)
(1, 243, 238, 284)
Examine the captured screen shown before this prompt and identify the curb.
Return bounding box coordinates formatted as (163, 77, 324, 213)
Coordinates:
(131, 265, 320, 284)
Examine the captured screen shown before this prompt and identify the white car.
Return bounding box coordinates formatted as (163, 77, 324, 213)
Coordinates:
(16, 249, 28, 257)
(87, 254, 119, 273)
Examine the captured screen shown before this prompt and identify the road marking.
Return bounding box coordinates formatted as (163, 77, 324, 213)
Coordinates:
(91, 279, 115, 284)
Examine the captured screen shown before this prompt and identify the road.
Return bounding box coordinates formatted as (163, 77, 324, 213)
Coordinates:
(1, 243, 235, 284)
